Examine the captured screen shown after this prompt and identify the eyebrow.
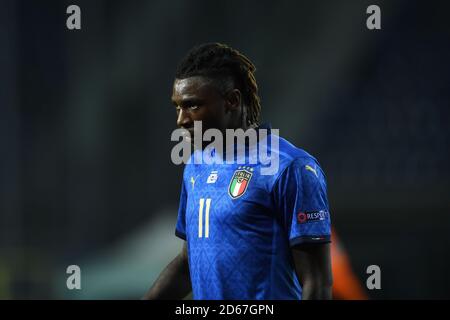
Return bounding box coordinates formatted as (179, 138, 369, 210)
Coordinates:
(172, 97, 204, 107)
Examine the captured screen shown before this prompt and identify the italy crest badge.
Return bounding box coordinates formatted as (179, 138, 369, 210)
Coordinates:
(228, 167, 253, 199)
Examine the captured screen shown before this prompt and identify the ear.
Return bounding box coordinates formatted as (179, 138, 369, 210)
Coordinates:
(225, 89, 242, 112)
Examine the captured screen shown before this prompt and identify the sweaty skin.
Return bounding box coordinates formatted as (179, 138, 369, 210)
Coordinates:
(172, 76, 246, 142)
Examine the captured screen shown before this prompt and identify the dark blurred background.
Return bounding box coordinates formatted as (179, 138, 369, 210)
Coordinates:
(1, 0, 449, 299)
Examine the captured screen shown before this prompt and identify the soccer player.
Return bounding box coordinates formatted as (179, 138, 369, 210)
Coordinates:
(143, 43, 332, 300)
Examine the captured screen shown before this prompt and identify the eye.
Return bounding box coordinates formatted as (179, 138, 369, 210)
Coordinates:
(190, 105, 199, 110)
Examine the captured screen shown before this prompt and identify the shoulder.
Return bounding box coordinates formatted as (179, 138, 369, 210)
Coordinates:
(273, 136, 322, 174)
(264, 135, 327, 192)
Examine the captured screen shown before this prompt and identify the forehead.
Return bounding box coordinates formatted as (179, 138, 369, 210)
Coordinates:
(171, 76, 220, 101)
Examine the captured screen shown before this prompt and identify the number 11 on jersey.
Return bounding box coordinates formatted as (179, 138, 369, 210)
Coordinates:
(198, 198, 211, 238)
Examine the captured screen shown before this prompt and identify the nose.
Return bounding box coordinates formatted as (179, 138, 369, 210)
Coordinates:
(176, 108, 192, 128)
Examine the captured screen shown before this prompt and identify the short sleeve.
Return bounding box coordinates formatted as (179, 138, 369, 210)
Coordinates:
(175, 180, 187, 240)
(273, 158, 331, 246)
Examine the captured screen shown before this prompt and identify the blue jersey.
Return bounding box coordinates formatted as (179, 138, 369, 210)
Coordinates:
(175, 124, 331, 300)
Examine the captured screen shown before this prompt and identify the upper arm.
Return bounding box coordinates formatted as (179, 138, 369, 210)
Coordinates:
(181, 241, 188, 261)
(175, 179, 188, 240)
(178, 241, 190, 277)
(273, 158, 332, 298)
(292, 243, 332, 286)
(273, 158, 332, 246)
